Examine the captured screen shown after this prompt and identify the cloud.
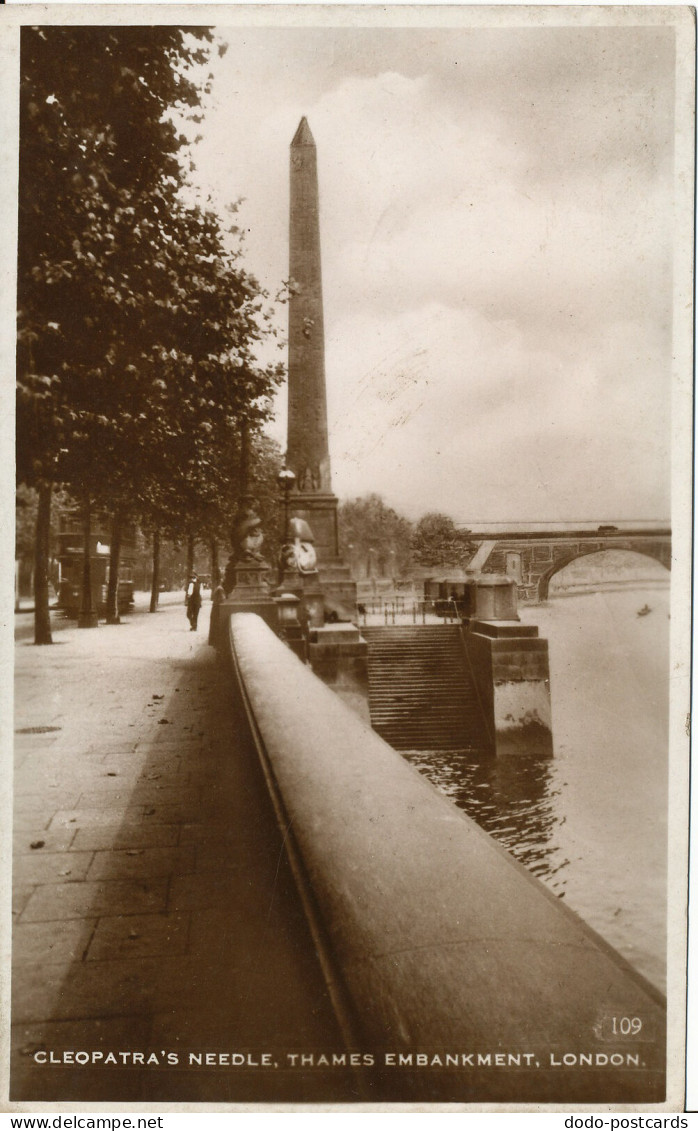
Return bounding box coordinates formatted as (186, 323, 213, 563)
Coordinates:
(327, 302, 670, 522)
(191, 23, 676, 524)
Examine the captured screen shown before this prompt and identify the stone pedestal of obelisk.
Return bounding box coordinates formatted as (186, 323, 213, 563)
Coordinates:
(286, 117, 356, 620)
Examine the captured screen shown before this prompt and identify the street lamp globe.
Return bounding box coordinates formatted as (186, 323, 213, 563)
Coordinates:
(277, 467, 296, 492)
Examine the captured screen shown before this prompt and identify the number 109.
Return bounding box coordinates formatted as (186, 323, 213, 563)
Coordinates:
(611, 1016, 642, 1036)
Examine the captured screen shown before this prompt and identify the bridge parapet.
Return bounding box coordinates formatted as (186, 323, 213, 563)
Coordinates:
(228, 611, 665, 1103)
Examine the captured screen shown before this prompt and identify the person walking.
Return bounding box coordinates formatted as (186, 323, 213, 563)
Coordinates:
(185, 573, 202, 631)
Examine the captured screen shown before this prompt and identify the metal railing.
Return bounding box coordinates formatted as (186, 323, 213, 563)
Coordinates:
(449, 599, 496, 752)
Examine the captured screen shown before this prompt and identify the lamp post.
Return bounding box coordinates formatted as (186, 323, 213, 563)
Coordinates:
(278, 467, 296, 530)
(78, 498, 99, 629)
(277, 467, 296, 582)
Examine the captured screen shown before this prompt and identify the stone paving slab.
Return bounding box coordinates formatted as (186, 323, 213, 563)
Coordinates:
(21, 877, 169, 922)
(11, 598, 348, 1104)
(85, 846, 196, 882)
(13, 829, 78, 854)
(13, 957, 169, 1024)
(13, 920, 98, 966)
(70, 823, 181, 852)
(48, 807, 190, 829)
(14, 850, 94, 886)
(86, 912, 190, 962)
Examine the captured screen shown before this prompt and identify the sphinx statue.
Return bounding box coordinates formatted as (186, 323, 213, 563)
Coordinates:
(281, 516, 318, 576)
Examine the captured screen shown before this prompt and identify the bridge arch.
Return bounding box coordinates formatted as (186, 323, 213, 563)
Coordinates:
(537, 546, 670, 601)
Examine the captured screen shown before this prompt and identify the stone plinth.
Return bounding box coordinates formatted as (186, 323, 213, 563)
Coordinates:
(308, 623, 368, 690)
(318, 571, 357, 623)
(216, 562, 278, 648)
(469, 620, 538, 639)
(226, 562, 270, 599)
(275, 570, 325, 628)
(219, 596, 278, 639)
(463, 620, 553, 757)
(467, 574, 519, 621)
(310, 623, 362, 646)
(460, 575, 552, 753)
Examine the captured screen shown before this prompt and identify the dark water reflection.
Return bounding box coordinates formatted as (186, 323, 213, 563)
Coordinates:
(402, 581, 670, 992)
(403, 748, 569, 892)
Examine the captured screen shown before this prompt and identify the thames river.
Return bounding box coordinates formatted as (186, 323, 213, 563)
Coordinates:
(404, 570, 670, 993)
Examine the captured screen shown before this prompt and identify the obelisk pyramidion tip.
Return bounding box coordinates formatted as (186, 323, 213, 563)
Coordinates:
(291, 116, 315, 147)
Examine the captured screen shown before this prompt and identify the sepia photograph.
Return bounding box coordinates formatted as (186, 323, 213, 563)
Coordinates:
(2, 2, 694, 1113)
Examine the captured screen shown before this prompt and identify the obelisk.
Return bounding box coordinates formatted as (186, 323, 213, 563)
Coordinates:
(288, 118, 331, 494)
(286, 117, 356, 617)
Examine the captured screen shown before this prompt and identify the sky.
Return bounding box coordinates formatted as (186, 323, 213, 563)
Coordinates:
(185, 16, 679, 525)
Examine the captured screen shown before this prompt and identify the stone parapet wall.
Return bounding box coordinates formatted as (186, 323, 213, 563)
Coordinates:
(228, 612, 665, 1103)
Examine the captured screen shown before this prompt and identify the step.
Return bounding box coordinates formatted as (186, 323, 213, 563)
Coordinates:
(373, 727, 480, 740)
(369, 678, 469, 688)
(369, 685, 472, 694)
(364, 625, 490, 752)
(373, 715, 488, 727)
(367, 659, 463, 667)
(371, 707, 478, 716)
(372, 696, 482, 709)
(369, 688, 471, 703)
(371, 709, 476, 720)
(372, 716, 483, 730)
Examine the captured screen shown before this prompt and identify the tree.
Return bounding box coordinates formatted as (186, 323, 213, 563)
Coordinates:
(338, 494, 414, 579)
(17, 27, 210, 639)
(17, 26, 283, 637)
(411, 512, 476, 572)
(15, 485, 70, 614)
(244, 433, 284, 571)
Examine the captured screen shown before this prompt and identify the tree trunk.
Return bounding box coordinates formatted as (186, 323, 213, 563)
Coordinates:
(210, 538, 220, 589)
(239, 419, 250, 495)
(186, 532, 195, 581)
(78, 498, 98, 628)
(105, 513, 123, 624)
(149, 530, 160, 613)
(33, 480, 53, 645)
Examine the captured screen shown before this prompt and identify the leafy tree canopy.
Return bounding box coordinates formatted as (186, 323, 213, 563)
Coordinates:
(411, 512, 476, 571)
(17, 25, 282, 531)
(339, 493, 414, 577)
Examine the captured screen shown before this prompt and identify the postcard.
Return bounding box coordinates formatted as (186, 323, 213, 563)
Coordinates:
(2, 3, 694, 1115)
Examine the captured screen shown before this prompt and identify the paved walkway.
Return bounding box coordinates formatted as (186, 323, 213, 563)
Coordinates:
(11, 597, 355, 1105)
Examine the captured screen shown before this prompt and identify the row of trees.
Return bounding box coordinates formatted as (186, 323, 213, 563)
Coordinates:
(338, 494, 476, 578)
(17, 27, 283, 643)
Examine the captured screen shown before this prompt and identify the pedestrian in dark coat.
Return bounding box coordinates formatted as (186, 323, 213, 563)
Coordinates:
(185, 574, 202, 631)
(208, 584, 226, 647)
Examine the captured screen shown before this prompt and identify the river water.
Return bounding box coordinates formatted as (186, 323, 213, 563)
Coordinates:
(403, 577, 670, 993)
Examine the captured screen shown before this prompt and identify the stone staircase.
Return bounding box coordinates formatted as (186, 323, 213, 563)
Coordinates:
(362, 625, 491, 752)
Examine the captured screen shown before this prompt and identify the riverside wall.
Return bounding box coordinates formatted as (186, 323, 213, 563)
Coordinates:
(228, 612, 666, 1103)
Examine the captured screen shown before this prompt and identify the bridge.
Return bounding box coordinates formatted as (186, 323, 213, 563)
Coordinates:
(464, 526, 671, 601)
